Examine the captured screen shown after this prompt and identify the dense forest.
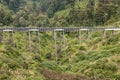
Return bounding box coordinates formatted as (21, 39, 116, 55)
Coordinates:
(0, 0, 120, 27)
(0, 0, 120, 80)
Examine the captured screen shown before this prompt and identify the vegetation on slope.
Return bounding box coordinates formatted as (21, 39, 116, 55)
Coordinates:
(0, 31, 120, 79)
(0, 0, 120, 80)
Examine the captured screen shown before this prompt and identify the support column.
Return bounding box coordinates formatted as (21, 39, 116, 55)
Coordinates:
(62, 30, 65, 48)
(26, 32, 29, 50)
(35, 31, 40, 52)
(2, 31, 6, 44)
(103, 30, 106, 39)
(2, 31, 4, 44)
(29, 31, 32, 52)
(87, 30, 89, 40)
(111, 30, 115, 35)
(53, 30, 57, 64)
(26, 31, 31, 52)
(9, 31, 14, 46)
(0, 31, 3, 44)
(78, 30, 80, 39)
(78, 29, 81, 44)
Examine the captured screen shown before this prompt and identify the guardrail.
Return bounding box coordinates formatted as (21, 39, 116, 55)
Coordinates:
(0, 27, 120, 32)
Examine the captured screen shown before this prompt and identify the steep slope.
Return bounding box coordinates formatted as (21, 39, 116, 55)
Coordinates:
(0, 0, 120, 80)
(0, 31, 120, 79)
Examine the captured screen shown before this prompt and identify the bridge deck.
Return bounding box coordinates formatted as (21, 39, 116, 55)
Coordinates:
(0, 27, 120, 32)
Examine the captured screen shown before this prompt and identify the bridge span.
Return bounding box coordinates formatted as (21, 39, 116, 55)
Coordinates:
(0, 27, 120, 32)
(1, 27, 120, 62)
(1, 27, 120, 46)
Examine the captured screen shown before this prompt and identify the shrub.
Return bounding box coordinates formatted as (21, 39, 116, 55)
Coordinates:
(7, 60, 21, 70)
(40, 69, 89, 80)
(46, 53, 52, 60)
(93, 59, 118, 72)
(85, 58, 118, 79)
(0, 61, 2, 68)
(33, 54, 42, 62)
(79, 46, 86, 51)
(40, 61, 63, 72)
(105, 36, 119, 45)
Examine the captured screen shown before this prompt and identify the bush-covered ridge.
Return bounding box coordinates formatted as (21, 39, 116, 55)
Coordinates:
(0, 0, 120, 27)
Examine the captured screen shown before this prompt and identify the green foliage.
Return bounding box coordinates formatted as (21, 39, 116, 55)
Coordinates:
(85, 59, 118, 79)
(0, 31, 120, 79)
(0, 4, 13, 26)
(92, 59, 117, 72)
(0, 0, 120, 79)
(0, 0, 120, 27)
(40, 61, 64, 72)
(0, 60, 2, 68)
(79, 46, 86, 51)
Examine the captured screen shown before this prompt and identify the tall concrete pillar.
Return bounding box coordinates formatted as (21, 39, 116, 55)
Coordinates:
(26, 31, 31, 52)
(26, 32, 29, 50)
(35, 31, 40, 52)
(0, 31, 3, 43)
(62, 30, 65, 49)
(103, 30, 106, 39)
(9, 31, 14, 46)
(29, 31, 32, 52)
(87, 30, 89, 40)
(111, 30, 115, 35)
(53, 30, 57, 63)
(2, 31, 6, 44)
(53, 29, 66, 64)
(78, 30, 81, 44)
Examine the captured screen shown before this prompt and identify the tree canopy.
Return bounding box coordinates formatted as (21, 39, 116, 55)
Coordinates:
(0, 0, 120, 27)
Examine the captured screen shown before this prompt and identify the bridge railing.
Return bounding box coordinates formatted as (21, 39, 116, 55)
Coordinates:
(0, 27, 120, 32)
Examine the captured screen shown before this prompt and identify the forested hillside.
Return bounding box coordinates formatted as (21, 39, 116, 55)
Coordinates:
(1, 0, 120, 80)
(0, 0, 120, 27)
